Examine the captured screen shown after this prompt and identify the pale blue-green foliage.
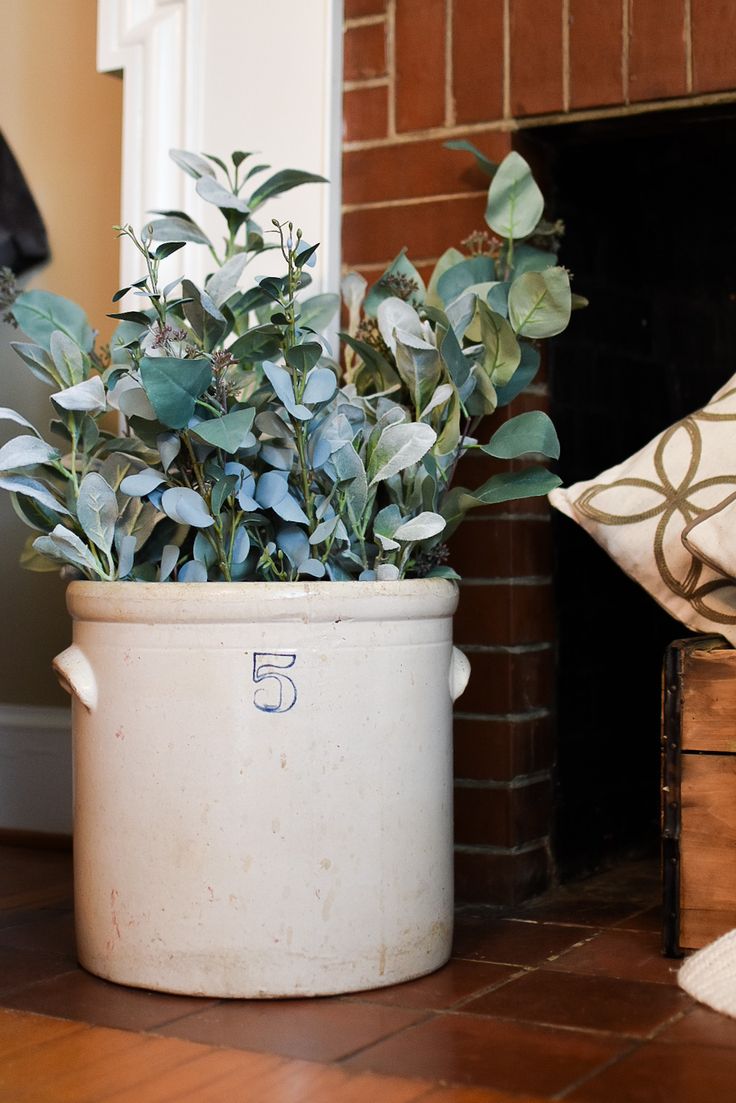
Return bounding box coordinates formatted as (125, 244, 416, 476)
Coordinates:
(0, 146, 578, 583)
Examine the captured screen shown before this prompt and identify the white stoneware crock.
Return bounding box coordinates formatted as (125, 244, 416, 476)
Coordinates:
(53, 579, 470, 998)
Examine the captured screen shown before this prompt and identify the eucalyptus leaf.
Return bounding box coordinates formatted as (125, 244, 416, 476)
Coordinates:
(120, 467, 167, 497)
(507, 267, 572, 338)
(0, 475, 70, 516)
(298, 292, 340, 333)
(394, 511, 446, 541)
(159, 544, 179, 582)
(51, 376, 107, 414)
(248, 168, 326, 210)
(169, 148, 216, 179)
(485, 151, 544, 241)
(148, 216, 212, 246)
(482, 410, 560, 460)
(161, 487, 215, 527)
(206, 253, 248, 307)
(368, 422, 436, 486)
(10, 342, 57, 386)
(77, 472, 118, 555)
(495, 342, 541, 407)
(0, 436, 59, 471)
(117, 534, 137, 578)
(33, 524, 101, 576)
(178, 559, 208, 582)
(12, 291, 94, 353)
(50, 331, 85, 386)
(196, 175, 250, 213)
(476, 300, 521, 386)
(139, 356, 212, 429)
(190, 408, 256, 452)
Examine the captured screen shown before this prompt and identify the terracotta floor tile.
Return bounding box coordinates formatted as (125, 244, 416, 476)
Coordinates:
(612, 904, 663, 933)
(463, 969, 691, 1037)
(157, 997, 427, 1062)
(343, 1012, 627, 1095)
(453, 916, 595, 966)
(1, 967, 217, 1031)
(544, 929, 681, 986)
(0, 847, 73, 911)
(346, 959, 519, 1010)
(0, 910, 76, 959)
(656, 1005, 736, 1047)
(0, 946, 76, 995)
(566, 1039, 736, 1102)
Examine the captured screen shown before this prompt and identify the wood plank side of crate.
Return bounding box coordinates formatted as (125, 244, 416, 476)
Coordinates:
(662, 636, 736, 955)
(680, 753, 736, 949)
(681, 646, 736, 753)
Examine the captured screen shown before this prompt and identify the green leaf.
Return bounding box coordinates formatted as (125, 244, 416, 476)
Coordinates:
(485, 151, 544, 241)
(181, 280, 227, 351)
(440, 466, 561, 536)
(190, 408, 256, 452)
(426, 248, 466, 309)
(481, 410, 560, 460)
(248, 168, 326, 211)
(364, 249, 427, 315)
(77, 473, 118, 555)
(50, 331, 86, 386)
(394, 337, 443, 417)
(10, 342, 57, 386)
(154, 241, 186, 261)
(169, 148, 216, 179)
(437, 256, 496, 306)
(495, 342, 540, 407)
(33, 524, 101, 576)
(12, 291, 94, 353)
(368, 422, 436, 486)
(393, 511, 446, 542)
(510, 244, 557, 277)
(148, 216, 212, 246)
(229, 324, 283, 363)
(476, 300, 521, 386)
(444, 139, 498, 178)
(297, 292, 340, 333)
(507, 267, 571, 338)
(211, 474, 239, 516)
(340, 333, 400, 390)
(285, 343, 322, 375)
(232, 150, 251, 167)
(139, 357, 213, 430)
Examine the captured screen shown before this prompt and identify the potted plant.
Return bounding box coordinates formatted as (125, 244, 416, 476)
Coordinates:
(0, 144, 574, 997)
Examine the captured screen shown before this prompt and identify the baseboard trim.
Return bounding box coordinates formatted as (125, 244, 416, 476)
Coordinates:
(0, 704, 72, 835)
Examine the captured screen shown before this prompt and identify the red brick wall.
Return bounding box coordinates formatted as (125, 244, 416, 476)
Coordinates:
(341, 0, 736, 904)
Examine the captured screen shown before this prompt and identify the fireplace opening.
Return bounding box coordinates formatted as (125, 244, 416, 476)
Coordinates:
(521, 105, 736, 879)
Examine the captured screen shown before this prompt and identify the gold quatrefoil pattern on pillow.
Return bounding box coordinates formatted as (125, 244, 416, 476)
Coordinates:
(549, 375, 736, 644)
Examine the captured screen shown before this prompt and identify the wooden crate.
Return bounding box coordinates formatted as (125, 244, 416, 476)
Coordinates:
(662, 637, 736, 955)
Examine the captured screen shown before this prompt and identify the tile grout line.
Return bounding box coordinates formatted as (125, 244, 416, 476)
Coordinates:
(684, 0, 693, 93)
(553, 1036, 644, 1100)
(334, 1008, 438, 1065)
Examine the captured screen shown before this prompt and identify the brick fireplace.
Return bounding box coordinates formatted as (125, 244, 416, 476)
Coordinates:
(341, 0, 736, 904)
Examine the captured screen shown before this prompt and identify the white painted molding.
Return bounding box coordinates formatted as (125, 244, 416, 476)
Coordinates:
(98, 0, 344, 325)
(0, 705, 72, 835)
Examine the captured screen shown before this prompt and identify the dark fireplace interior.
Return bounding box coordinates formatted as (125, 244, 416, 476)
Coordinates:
(523, 105, 736, 880)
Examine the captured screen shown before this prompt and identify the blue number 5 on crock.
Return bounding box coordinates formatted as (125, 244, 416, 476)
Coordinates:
(252, 652, 297, 713)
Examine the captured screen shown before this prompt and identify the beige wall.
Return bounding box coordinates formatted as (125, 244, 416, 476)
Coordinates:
(0, 0, 122, 705)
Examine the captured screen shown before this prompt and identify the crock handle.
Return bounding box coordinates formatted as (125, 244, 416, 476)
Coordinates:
(52, 645, 97, 713)
(449, 647, 471, 702)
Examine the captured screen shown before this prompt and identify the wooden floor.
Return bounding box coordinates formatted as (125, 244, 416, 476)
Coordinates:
(0, 846, 734, 1102)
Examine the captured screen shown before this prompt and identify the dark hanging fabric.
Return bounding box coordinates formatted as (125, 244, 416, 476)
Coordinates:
(0, 131, 50, 275)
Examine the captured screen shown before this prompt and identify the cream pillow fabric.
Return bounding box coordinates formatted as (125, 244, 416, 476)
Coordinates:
(549, 374, 736, 645)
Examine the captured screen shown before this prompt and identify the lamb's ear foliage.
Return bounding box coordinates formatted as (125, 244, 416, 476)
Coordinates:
(2, 147, 576, 582)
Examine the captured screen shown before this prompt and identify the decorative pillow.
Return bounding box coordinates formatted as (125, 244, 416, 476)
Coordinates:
(549, 374, 736, 646)
(682, 491, 736, 582)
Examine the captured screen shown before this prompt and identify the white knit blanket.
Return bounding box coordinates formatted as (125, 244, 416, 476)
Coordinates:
(679, 929, 736, 1017)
